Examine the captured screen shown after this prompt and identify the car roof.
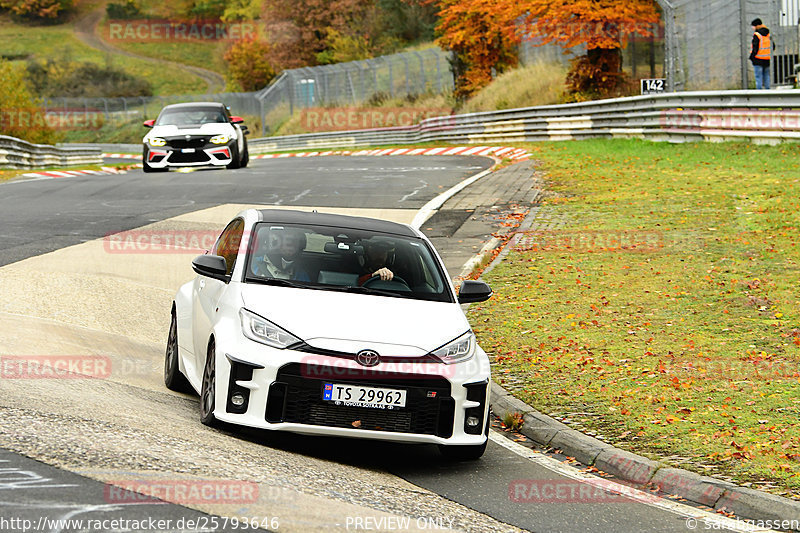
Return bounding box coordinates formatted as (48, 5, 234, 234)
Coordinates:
(160, 102, 226, 110)
(255, 209, 418, 237)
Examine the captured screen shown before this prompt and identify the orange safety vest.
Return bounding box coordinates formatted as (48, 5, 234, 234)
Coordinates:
(755, 32, 771, 60)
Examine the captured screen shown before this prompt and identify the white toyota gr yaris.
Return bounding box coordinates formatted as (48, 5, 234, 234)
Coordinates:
(166, 208, 494, 459)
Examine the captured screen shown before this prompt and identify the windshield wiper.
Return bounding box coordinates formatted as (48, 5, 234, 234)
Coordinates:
(340, 285, 410, 298)
(245, 277, 305, 288)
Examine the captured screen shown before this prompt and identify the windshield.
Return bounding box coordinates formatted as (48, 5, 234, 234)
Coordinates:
(244, 222, 453, 303)
(156, 107, 228, 126)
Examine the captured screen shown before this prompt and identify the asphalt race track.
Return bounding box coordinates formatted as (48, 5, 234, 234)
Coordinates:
(0, 156, 753, 533)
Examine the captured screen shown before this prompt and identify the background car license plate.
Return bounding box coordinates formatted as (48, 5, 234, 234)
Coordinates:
(323, 383, 406, 409)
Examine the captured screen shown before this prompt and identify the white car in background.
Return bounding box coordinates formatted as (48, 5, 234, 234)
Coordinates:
(165, 209, 494, 460)
(142, 102, 249, 172)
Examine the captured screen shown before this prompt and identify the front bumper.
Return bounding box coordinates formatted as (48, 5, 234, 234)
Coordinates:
(211, 339, 491, 446)
(144, 140, 234, 168)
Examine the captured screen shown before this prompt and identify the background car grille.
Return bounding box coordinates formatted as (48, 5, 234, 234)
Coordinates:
(268, 363, 454, 437)
(168, 151, 210, 163)
(167, 138, 207, 149)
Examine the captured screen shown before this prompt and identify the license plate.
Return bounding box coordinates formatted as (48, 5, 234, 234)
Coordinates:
(181, 148, 195, 153)
(322, 383, 406, 409)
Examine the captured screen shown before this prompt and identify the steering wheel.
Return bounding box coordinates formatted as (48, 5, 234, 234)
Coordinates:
(363, 274, 409, 288)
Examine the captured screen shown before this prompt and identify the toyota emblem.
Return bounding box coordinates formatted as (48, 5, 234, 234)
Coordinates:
(356, 350, 380, 367)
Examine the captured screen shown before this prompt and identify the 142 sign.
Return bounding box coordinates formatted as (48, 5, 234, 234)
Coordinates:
(641, 78, 666, 94)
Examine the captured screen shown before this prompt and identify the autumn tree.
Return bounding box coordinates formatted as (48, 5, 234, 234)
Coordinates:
(519, 0, 660, 99)
(261, 0, 373, 69)
(431, 0, 660, 100)
(0, 0, 73, 19)
(0, 61, 59, 144)
(433, 0, 520, 100)
(224, 36, 276, 91)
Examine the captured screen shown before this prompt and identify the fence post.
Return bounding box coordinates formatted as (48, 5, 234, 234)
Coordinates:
(401, 55, 410, 95)
(389, 57, 395, 98)
(260, 97, 266, 136)
(413, 51, 425, 94)
(739, 0, 750, 89)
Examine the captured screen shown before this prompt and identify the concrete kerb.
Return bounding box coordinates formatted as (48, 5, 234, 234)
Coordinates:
(458, 165, 800, 529)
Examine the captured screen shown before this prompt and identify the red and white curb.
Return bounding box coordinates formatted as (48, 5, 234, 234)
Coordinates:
(252, 146, 530, 161)
(103, 153, 142, 160)
(102, 146, 530, 162)
(12, 146, 528, 182)
(20, 166, 139, 180)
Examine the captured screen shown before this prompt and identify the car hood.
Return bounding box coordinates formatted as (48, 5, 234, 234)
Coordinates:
(147, 123, 233, 138)
(240, 285, 468, 357)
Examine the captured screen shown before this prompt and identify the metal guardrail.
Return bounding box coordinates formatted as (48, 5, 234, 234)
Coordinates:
(247, 90, 800, 153)
(37, 90, 800, 160)
(0, 135, 102, 170)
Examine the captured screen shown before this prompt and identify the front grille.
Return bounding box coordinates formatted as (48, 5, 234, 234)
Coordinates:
(268, 363, 454, 437)
(167, 138, 207, 149)
(168, 151, 210, 163)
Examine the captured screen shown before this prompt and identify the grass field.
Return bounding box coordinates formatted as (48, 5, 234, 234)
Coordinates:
(468, 139, 800, 498)
(0, 18, 206, 95)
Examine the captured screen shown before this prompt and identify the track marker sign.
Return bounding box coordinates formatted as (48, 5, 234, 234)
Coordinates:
(641, 78, 666, 94)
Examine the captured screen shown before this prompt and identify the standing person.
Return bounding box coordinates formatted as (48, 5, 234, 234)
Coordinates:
(749, 18, 772, 89)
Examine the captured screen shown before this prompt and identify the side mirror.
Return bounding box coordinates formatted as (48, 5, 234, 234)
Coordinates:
(192, 254, 229, 282)
(458, 280, 493, 304)
(143, 119, 155, 128)
(230, 116, 244, 124)
(240, 125, 250, 135)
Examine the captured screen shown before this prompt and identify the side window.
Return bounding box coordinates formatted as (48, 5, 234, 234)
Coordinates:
(214, 218, 245, 276)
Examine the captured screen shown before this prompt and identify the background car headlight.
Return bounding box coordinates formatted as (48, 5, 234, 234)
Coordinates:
(431, 331, 475, 364)
(210, 134, 230, 144)
(148, 137, 167, 147)
(240, 308, 301, 349)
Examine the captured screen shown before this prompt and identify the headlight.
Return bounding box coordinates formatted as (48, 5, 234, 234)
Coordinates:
(240, 308, 301, 349)
(210, 134, 230, 144)
(148, 137, 167, 147)
(431, 331, 475, 364)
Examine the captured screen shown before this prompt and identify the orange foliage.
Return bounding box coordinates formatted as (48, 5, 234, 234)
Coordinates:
(0, 0, 73, 19)
(433, 0, 520, 99)
(224, 37, 276, 91)
(432, 0, 660, 98)
(519, 0, 660, 51)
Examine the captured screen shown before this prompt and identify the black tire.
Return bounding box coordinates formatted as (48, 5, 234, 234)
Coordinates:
(164, 310, 192, 392)
(438, 439, 488, 461)
(240, 143, 249, 168)
(200, 339, 218, 426)
(227, 144, 241, 169)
